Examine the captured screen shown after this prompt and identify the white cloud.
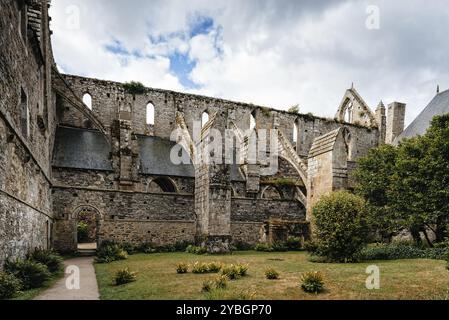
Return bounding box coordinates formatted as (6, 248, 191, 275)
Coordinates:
(50, 0, 449, 125)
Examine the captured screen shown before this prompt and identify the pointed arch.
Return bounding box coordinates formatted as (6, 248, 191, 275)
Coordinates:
(149, 177, 178, 193)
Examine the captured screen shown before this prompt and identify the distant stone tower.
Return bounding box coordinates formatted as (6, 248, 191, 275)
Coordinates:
(375, 101, 387, 144)
(386, 102, 406, 144)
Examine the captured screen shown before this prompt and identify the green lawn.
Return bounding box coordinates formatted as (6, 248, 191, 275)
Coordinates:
(94, 251, 449, 300)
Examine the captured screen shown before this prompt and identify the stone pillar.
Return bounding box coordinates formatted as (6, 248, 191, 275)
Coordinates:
(194, 111, 232, 253)
(386, 102, 406, 144)
(112, 102, 139, 190)
(306, 128, 350, 227)
(375, 101, 387, 144)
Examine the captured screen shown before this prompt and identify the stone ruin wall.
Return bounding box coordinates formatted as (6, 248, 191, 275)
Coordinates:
(50, 74, 380, 251)
(0, 0, 57, 266)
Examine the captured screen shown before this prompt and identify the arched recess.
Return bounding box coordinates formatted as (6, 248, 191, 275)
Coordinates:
(260, 185, 283, 200)
(73, 205, 103, 250)
(82, 93, 93, 110)
(148, 177, 178, 193)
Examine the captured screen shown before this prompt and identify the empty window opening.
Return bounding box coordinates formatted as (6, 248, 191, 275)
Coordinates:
(293, 123, 298, 143)
(83, 93, 92, 110)
(20, 88, 29, 138)
(201, 112, 209, 128)
(344, 102, 353, 123)
(146, 103, 155, 125)
(250, 111, 256, 131)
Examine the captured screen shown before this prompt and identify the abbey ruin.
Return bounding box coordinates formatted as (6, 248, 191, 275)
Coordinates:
(0, 1, 409, 264)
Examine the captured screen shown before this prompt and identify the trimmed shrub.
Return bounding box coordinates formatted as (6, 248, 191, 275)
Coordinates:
(312, 191, 369, 262)
(265, 268, 280, 280)
(207, 262, 222, 273)
(176, 262, 189, 274)
(286, 237, 302, 251)
(186, 245, 207, 255)
(4, 259, 51, 290)
(0, 272, 22, 300)
(95, 242, 128, 263)
(221, 264, 248, 280)
(192, 262, 210, 274)
(114, 268, 137, 286)
(27, 248, 63, 273)
(254, 243, 273, 252)
(300, 271, 325, 294)
(358, 243, 447, 261)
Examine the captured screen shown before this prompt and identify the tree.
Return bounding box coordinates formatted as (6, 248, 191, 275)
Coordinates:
(312, 191, 369, 262)
(391, 114, 449, 245)
(355, 114, 449, 246)
(354, 144, 401, 241)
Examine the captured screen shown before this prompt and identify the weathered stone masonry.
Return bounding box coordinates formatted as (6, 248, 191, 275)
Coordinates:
(1, 1, 407, 261)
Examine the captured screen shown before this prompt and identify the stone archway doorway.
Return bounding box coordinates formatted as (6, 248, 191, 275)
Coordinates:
(75, 206, 101, 250)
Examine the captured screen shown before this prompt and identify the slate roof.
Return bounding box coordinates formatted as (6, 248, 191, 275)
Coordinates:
(395, 89, 449, 144)
(52, 126, 113, 171)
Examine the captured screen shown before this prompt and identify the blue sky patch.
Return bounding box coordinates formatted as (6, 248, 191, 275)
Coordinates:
(169, 51, 199, 89)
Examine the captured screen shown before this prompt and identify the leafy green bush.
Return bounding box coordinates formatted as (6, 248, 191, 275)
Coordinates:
(265, 268, 280, 280)
(95, 241, 128, 263)
(300, 271, 325, 294)
(4, 259, 51, 290)
(303, 240, 319, 254)
(254, 243, 273, 252)
(286, 237, 303, 251)
(121, 243, 138, 255)
(312, 191, 369, 262)
(186, 245, 207, 255)
(176, 262, 189, 274)
(0, 272, 22, 300)
(221, 264, 248, 280)
(231, 241, 254, 251)
(358, 243, 447, 261)
(137, 242, 157, 254)
(77, 222, 89, 243)
(114, 268, 137, 286)
(272, 242, 288, 252)
(27, 248, 63, 273)
(123, 81, 146, 95)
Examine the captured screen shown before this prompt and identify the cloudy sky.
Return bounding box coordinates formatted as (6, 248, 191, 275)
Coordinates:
(49, 0, 449, 125)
